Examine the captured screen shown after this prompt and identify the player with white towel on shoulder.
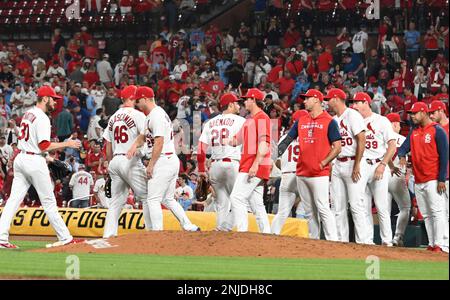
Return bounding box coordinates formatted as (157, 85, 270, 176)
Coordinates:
(350, 92, 397, 247)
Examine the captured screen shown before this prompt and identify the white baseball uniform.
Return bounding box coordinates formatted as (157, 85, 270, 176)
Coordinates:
(199, 113, 245, 230)
(387, 132, 411, 244)
(0, 107, 73, 244)
(102, 107, 150, 238)
(361, 113, 396, 245)
(93, 177, 109, 208)
(144, 106, 198, 231)
(330, 108, 370, 244)
(270, 135, 304, 235)
(69, 170, 94, 208)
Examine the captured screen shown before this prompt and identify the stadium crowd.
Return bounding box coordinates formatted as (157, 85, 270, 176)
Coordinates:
(0, 1, 448, 231)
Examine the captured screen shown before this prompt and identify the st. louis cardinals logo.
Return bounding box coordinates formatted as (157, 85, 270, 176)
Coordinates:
(366, 122, 376, 135)
(340, 120, 348, 132)
(424, 133, 431, 144)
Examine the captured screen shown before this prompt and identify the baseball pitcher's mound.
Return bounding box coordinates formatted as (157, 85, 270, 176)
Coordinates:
(34, 231, 447, 261)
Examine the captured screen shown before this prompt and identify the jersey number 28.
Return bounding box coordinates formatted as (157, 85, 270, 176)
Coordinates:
(211, 128, 229, 146)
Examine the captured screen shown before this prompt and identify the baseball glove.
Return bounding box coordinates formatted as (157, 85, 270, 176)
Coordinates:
(194, 174, 210, 202)
(48, 159, 70, 182)
(104, 174, 112, 198)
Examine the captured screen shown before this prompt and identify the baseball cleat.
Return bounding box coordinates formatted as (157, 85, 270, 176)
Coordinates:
(392, 237, 404, 247)
(0, 242, 19, 249)
(382, 242, 393, 247)
(426, 245, 434, 251)
(184, 224, 200, 232)
(46, 238, 86, 248)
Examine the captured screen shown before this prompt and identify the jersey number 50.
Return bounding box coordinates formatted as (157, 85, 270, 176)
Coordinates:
(114, 125, 129, 143)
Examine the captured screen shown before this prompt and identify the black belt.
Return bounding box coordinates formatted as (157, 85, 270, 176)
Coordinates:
(366, 158, 382, 165)
(21, 151, 40, 155)
(282, 171, 296, 174)
(114, 153, 126, 157)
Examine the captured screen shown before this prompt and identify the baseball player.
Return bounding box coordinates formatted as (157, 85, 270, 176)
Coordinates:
(385, 113, 411, 247)
(399, 102, 448, 253)
(127, 86, 199, 231)
(271, 110, 306, 235)
(428, 100, 449, 225)
(278, 89, 340, 241)
(68, 164, 94, 208)
(104, 86, 198, 237)
(197, 93, 246, 231)
(0, 86, 83, 249)
(351, 92, 397, 246)
(224, 88, 272, 233)
(325, 88, 369, 244)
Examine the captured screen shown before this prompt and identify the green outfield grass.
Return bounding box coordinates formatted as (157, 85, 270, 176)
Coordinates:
(0, 241, 448, 280)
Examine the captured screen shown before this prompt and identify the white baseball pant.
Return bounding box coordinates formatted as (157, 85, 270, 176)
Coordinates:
(145, 154, 180, 231)
(387, 173, 411, 241)
(208, 160, 240, 231)
(230, 172, 271, 233)
(271, 173, 298, 235)
(363, 161, 393, 245)
(103, 155, 149, 238)
(331, 159, 370, 244)
(296, 176, 338, 241)
(414, 180, 448, 250)
(0, 154, 72, 244)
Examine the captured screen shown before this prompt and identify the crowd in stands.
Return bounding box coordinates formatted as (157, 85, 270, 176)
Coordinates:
(0, 1, 448, 222)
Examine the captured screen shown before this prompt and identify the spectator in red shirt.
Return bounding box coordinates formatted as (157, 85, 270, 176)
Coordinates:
(167, 75, 183, 104)
(402, 86, 418, 121)
(283, 20, 301, 48)
(83, 65, 100, 87)
(434, 84, 449, 104)
(318, 45, 333, 73)
(267, 64, 283, 83)
(424, 26, 440, 63)
(207, 73, 225, 97)
(86, 141, 104, 174)
(276, 71, 296, 97)
(387, 69, 404, 95)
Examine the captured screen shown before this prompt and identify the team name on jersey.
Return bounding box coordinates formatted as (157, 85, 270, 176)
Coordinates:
(300, 123, 323, 130)
(22, 112, 36, 123)
(208, 118, 235, 128)
(108, 113, 136, 131)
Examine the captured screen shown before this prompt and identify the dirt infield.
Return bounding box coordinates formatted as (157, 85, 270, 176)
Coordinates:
(35, 231, 448, 262)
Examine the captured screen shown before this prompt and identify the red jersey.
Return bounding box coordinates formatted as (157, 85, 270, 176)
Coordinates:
(207, 80, 225, 95)
(283, 30, 301, 48)
(294, 111, 341, 177)
(267, 65, 283, 83)
(409, 123, 447, 183)
(236, 110, 272, 180)
(285, 60, 303, 76)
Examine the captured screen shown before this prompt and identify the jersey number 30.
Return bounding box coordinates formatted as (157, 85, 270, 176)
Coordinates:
(114, 125, 129, 143)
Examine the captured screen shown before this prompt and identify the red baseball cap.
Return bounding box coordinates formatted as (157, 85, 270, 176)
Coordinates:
(220, 92, 239, 107)
(428, 100, 447, 113)
(121, 85, 138, 100)
(292, 109, 308, 121)
(386, 113, 401, 123)
(37, 85, 62, 99)
(241, 88, 265, 101)
(350, 92, 372, 104)
(324, 88, 347, 100)
(408, 102, 428, 113)
(300, 89, 324, 102)
(135, 86, 155, 99)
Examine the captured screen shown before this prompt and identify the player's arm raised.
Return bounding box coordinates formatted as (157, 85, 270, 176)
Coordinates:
(126, 134, 146, 159)
(40, 134, 81, 152)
